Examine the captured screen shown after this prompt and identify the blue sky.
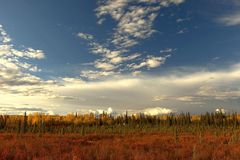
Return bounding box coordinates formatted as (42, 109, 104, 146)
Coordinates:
(0, 0, 240, 115)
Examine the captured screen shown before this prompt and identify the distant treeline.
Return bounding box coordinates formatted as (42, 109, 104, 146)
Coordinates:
(0, 111, 239, 135)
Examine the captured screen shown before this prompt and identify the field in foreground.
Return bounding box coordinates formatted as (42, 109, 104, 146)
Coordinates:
(0, 132, 240, 160)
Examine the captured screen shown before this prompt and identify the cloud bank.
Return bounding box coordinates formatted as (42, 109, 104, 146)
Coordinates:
(51, 63, 240, 114)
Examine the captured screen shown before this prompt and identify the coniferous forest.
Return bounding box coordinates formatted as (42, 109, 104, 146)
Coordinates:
(0, 111, 239, 135)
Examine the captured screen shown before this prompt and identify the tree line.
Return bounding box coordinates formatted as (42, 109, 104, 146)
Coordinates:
(0, 111, 239, 135)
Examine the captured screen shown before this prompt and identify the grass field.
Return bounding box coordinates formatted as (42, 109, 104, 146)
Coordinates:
(1, 112, 240, 159)
(0, 131, 240, 160)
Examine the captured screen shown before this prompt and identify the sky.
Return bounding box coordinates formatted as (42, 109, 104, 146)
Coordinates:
(0, 0, 240, 115)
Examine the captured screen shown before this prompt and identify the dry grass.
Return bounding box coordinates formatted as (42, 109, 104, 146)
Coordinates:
(0, 132, 240, 160)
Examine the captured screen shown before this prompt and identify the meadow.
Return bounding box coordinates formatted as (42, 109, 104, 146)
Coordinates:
(0, 112, 240, 160)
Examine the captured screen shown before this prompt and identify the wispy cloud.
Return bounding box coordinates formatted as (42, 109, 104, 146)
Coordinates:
(128, 55, 170, 70)
(0, 24, 61, 109)
(0, 105, 54, 115)
(177, 28, 188, 34)
(109, 53, 141, 64)
(153, 95, 195, 102)
(94, 60, 116, 71)
(0, 25, 11, 43)
(81, 70, 116, 80)
(160, 48, 177, 53)
(77, 32, 94, 40)
(218, 12, 240, 26)
(77, 0, 185, 79)
(216, 0, 240, 26)
(176, 17, 191, 23)
(96, 0, 185, 48)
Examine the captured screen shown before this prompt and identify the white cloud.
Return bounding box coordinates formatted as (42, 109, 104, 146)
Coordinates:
(23, 48, 45, 59)
(215, 108, 226, 113)
(177, 28, 188, 34)
(82, 38, 141, 71)
(1, 25, 239, 115)
(89, 107, 115, 115)
(81, 70, 116, 79)
(49, 63, 240, 114)
(218, 12, 240, 26)
(77, 1, 185, 75)
(169, 0, 185, 5)
(97, 0, 185, 48)
(176, 96, 194, 102)
(176, 17, 190, 23)
(94, 61, 116, 71)
(128, 55, 169, 69)
(0, 24, 57, 100)
(90, 42, 112, 55)
(105, 50, 124, 59)
(96, 0, 129, 22)
(0, 105, 54, 115)
(1, 59, 240, 114)
(143, 107, 173, 116)
(132, 70, 142, 76)
(153, 95, 194, 102)
(111, 6, 159, 47)
(61, 77, 84, 84)
(160, 48, 176, 53)
(109, 53, 140, 64)
(78, 106, 173, 116)
(197, 85, 240, 100)
(0, 25, 11, 44)
(153, 95, 169, 101)
(77, 32, 94, 40)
